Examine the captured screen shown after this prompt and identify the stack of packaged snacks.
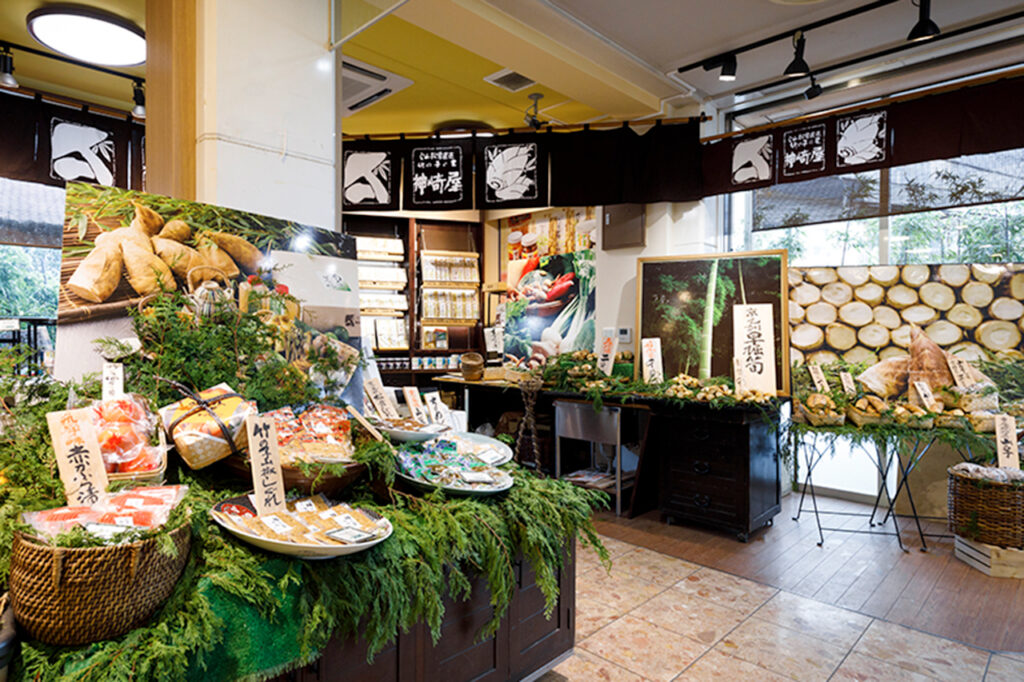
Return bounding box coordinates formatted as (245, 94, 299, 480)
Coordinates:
(22, 485, 189, 542)
(159, 383, 257, 469)
(262, 404, 354, 466)
(212, 494, 388, 545)
(92, 395, 164, 475)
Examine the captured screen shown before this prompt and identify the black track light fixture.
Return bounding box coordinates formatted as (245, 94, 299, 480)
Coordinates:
(131, 79, 145, 119)
(523, 92, 543, 130)
(804, 74, 823, 100)
(907, 0, 941, 42)
(0, 44, 17, 89)
(703, 54, 737, 82)
(784, 31, 811, 78)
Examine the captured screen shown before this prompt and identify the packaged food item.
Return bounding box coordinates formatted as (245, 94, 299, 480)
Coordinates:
(212, 494, 389, 546)
(159, 383, 257, 469)
(91, 395, 164, 475)
(22, 484, 189, 542)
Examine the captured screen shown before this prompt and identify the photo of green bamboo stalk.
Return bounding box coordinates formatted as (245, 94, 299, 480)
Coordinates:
(637, 250, 788, 391)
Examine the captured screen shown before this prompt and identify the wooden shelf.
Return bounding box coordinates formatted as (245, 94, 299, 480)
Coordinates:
(421, 281, 480, 290)
(359, 283, 407, 291)
(420, 319, 479, 327)
(421, 250, 479, 259)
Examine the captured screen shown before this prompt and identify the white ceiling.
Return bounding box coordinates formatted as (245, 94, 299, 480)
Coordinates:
(542, 0, 1024, 121)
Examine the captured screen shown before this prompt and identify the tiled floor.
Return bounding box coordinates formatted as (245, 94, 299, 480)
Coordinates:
(539, 535, 1024, 681)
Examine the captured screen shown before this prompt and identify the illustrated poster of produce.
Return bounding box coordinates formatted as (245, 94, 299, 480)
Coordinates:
(268, 250, 360, 337)
(637, 250, 789, 393)
(57, 182, 350, 323)
(503, 249, 596, 369)
(788, 264, 1024, 367)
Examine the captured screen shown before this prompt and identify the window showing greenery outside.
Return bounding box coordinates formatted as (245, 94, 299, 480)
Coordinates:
(0, 244, 61, 318)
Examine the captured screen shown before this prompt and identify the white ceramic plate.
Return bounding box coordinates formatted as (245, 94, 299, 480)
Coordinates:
(396, 468, 515, 498)
(211, 497, 392, 560)
(444, 432, 514, 466)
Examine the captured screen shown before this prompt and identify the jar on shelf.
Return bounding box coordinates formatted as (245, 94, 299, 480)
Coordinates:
(508, 231, 523, 260)
(521, 232, 538, 256)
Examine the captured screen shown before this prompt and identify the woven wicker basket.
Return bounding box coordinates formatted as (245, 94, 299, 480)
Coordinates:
(948, 467, 1024, 549)
(9, 523, 191, 645)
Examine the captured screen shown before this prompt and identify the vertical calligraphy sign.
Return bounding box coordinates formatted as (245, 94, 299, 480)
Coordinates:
(994, 415, 1020, 470)
(640, 338, 664, 383)
(597, 327, 618, 377)
(47, 408, 109, 507)
(732, 304, 777, 394)
(246, 415, 285, 516)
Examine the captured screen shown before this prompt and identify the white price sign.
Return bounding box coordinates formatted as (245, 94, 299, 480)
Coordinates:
(808, 364, 829, 393)
(640, 338, 664, 384)
(596, 327, 618, 377)
(732, 304, 777, 394)
(102, 362, 124, 402)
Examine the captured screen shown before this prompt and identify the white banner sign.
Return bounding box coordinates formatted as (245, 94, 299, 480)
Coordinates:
(640, 338, 664, 383)
(596, 327, 618, 377)
(732, 303, 777, 394)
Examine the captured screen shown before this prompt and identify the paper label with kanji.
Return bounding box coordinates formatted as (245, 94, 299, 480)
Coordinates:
(365, 377, 400, 419)
(424, 391, 455, 429)
(994, 415, 1019, 470)
(733, 357, 746, 394)
(101, 362, 124, 402)
(246, 415, 286, 516)
(913, 381, 935, 408)
(808, 364, 829, 393)
(47, 408, 109, 507)
(840, 372, 857, 397)
(947, 355, 973, 388)
(732, 304, 777, 394)
(596, 327, 617, 377)
(403, 387, 430, 424)
(641, 338, 664, 383)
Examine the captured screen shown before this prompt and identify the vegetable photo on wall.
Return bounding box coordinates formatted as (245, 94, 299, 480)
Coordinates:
(504, 249, 597, 370)
(637, 250, 789, 394)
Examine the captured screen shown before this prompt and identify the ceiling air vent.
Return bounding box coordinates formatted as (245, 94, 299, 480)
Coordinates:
(342, 57, 413, 113)
(484, 68, 536, 93)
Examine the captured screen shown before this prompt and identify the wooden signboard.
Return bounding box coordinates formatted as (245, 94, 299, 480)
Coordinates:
(345, 405, 384, 441)
(365, 377, 400, 420)
(732, 303, 777, 394)
(840, 371, 857, 397)
(994, 415, 1019, 470)
(47, 408, 109, 507)
(640, 338, 664, 383)
(403, 387, 431, 424)
(246, 415, 286, 516)
(808, 364, 829, 393)
(596, 327, 618, 377)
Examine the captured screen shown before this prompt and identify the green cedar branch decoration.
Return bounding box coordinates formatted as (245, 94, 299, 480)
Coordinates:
(0, 350, 609, 680)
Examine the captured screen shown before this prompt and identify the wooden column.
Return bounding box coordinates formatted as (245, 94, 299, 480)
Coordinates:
(145, 0, 196, 200)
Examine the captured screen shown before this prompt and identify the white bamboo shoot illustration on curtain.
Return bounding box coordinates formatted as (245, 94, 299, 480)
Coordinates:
(50, 119, 115, 186)
(837, 111, 887, 167)
(731, 134, 773, 185)
(485, 143, 538, 202)
(343, 151, 391, 206)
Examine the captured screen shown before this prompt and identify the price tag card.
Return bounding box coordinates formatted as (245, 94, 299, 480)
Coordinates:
(327, 527, 375, 544)
(102, 362, 124, 402)
(913, 381, 935, 408)
(460, 470, 495, 484)
(345, 405, 384, 441)
(808, 364, 830, 393)
(948, 355, 973, 388)
(294, 499, 317, 513)
(246, 415, 286, 516)
(994, 415, 1019, 470)
(423, 391, 455, 429)
(840, 372, 857, 397)
(596, 327, 618, 377)
(402, 386, 431, 424)
(732, 357, 746, 394)
(732, 303, 777, 394)
(47, 408, 109, 507)
(365, 378, 400, 420)
(476, 448, 504, 465)
(641, 338, 664, 383)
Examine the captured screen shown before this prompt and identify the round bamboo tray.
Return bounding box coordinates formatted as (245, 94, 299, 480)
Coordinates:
(9, 523, 191, 645)
(948, 467, 1024, 548)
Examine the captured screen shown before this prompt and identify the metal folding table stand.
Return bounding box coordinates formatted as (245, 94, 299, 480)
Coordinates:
(554, 400, 628, 516)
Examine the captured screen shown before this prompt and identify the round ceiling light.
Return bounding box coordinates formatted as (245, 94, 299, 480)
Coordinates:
(27, 5, 146, 67)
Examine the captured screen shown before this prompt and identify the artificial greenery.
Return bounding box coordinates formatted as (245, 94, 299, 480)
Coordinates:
(976, 356, 1024, 405)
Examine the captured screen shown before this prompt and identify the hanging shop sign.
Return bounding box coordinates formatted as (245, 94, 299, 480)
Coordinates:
(782, 124, 826, 178)
(403, 138, 473, 210)
(342, 139, 400, 211)
(731, 134, 774, 186)
(476, 134, 548, 210)
(836, 111, 887, 169)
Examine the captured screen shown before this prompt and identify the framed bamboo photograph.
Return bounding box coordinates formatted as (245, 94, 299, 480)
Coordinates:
(635, 249, 790, 395)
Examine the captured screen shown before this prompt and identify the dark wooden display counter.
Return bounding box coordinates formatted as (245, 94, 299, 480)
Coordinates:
(436, 376, 782, 540)
(270, 548, 575, 681)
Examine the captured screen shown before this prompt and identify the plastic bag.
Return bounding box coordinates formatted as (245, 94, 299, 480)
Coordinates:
(91, 395, 165, 474)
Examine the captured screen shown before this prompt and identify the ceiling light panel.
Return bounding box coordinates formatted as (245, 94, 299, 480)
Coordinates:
(27, 8, 146, 67)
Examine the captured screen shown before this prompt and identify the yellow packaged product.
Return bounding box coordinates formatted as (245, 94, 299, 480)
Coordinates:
(159, 383, 257, 469)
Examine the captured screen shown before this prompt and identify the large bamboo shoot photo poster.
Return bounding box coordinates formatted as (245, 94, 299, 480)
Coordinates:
(637, 250, 789, 394)
(788, 264, 1024, 366)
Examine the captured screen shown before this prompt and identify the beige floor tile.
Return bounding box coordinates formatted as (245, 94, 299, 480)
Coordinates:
(539, 649, 643, 682)
(717, 617, 848, 681)
(678, 649, 792, 681)
(832, 652, 933, 681)
(673, 568, 777, 616)
(755, 591, 872, 649)
(630, 588, 746, 646)
(579, 614, 709, 682)
(986, 654, 1024, 682)
(576, 567, 665, 612)
(995, 651, 1024, 663)
(853, 620, 989, 682)
(576, 597, 622, 639)
(609, 547, 700, 587)
(576, 535, 635, 575)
